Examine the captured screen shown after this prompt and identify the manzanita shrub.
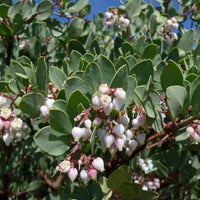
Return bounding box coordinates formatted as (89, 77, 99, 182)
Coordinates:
(1, 0, 200, 199)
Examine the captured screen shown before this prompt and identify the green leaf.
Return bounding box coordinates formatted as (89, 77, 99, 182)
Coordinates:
(49, 66, 67, 89)
(110, 65, 128, 90)
(84, 62, 102, 92)
(68, 50, 82, 74)
(79, 4, 91, 17)
(115, 56, 129, 71)
(66, 90, 90, 121)
(120, 183, 142, 199)
(178, 29, 195, 51)
(69, 17, 84, 38)
(150, 13, 157, 36)
(142, 44, 158, 59)
(160, 60, 183, 91)
(27, 181, 47, 194)
(107, 165, 132, 190)
(67, 0, 89, 13)
(23, 67, 36, 87)
(0, 3, 9, 19)
(22, 0, 33, 19)
(126, 0, 141, 17)
(191, 82, 200, 114)
(49, 109, 72, 134)
(8, 1, 23, 19)
(34, 126, 70, 156)
(121, 42, 134, 57)
(0, 81, 10, 92)
(13, 13, 23, 33)
(64, 77, 88, 99)
(35, 0, 53, 21)
(130, 59, 153, 85)
(36, 57, 47, 92)
(166, 86, 188, 122)
(0, 22, 13, 35)
(134, 190, 159, 200)
(19, 93, 43, 118)
(96, 55, 115, 85)
(68, 39, 86, 56)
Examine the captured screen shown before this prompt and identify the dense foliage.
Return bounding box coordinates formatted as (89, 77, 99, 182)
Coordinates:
(1, 0, 200, 199)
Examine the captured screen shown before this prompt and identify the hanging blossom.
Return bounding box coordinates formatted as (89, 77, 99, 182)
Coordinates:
(105, 9, 130, 31)
(162, 17, 179, 45)
(56, 83, 151, 184)
(0, 105, 27, 146)
(186, 124, 200, 144)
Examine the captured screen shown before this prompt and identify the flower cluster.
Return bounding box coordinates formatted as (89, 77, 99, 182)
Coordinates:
(0, 106, 27, 146)
(162, 17, 178, 45)
(133, 173, 160, 191)
(19, 40, 30, 51)
(186, 125, 200, 144)
(40, 98, 55, 122)
(56, 155, 104, 184)
(138, 158, 154, 173)
(71, 84, 147, 156)
(105, 9, 130, 31)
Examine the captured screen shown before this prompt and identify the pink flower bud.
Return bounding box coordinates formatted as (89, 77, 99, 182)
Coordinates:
(196, 125, 200, 134)
(56, 160, 71, 173)
(138, 115, 146, 128)
(103, 134, 114, 148)
(1, 108, 11, 120)
(84, 119, 92, 129)
(80, 169, 90, 184)
(0, 119, 4, 131)
(71, 127, 84, 142)
(3, 121, 10, 129)
(113, 124, 125, 137)
(92, 157, 105, 172)
(186, 126, 194, 136)
(0, 96, 6, 107)
(88, 168, 97, 180)
(190, 132, 200, 144)
(93, 117, 102, 126)
(68, 168, 78, 182)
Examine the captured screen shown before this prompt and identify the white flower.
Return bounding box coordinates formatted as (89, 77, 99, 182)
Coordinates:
(92, 95, 100, 107)
(115, 88, 126, 100)
(100, 95, 111, 108)
(15, 131, 24, 141)
(1, 108, 11, 120)
(11, 118, 23, 131)
(138, 115, 146, 128)
(40, 105, 49, 116)
(92, 157, 105, 172)
(106, 21, 115, 28)
(114, 135, 126, 151)
(128, 139, 138, 151)
(56, 160, 71, 173)
(132, 118, 140, 129)
(103, 102, 113, 115)
(117, 113, 130, 126)
(136, 133, 146, 145)
(113, 124, 125, 137)
(68, 168, 78, 181)
(80, 169, 90, 184)
(0, 96, 6, 107)
(84, 119, 92, 129)
(82, 128, 92, 141)
(71, 127, 84, 142)
(105, 12, 113, 19)
(93, 117, 102, 126)
(123, 18, 130, 27)
(97, 128, 107, 141)
(45, 98, 55, 109)
(125, 129, 134, 140)
(3, 132, 13, 146)
(99, 83, 109, 94)
(103, 134, 115, 148)
(113, 97, 124, 110)
(190, 132, 200, 144)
